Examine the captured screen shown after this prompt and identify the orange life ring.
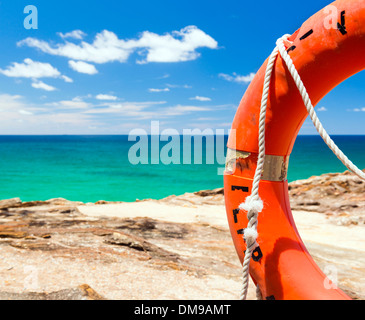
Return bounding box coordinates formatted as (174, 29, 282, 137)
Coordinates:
(224, 0, 365, 300)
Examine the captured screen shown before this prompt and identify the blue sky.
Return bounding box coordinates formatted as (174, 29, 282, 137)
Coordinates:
(0, 0, 364, 134)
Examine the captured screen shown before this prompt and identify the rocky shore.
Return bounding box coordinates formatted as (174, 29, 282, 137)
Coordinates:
(0, 170, 364, 300)
(289, 170, 365, 226)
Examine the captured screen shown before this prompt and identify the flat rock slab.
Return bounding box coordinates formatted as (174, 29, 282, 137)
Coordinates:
(0, 202, 246, 300)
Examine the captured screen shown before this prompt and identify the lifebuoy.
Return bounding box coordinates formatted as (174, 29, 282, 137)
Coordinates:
(224, 0, 365, 300)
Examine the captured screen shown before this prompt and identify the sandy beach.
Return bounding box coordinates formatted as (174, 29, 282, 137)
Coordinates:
(0, 171, 364, 300)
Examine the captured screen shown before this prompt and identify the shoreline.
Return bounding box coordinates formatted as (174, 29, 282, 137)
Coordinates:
(1, 169, 364, 224)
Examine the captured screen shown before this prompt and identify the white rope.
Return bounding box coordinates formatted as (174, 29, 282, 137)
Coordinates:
(276, 37, 365, 181)
(239, 34, 365, 301)
(239, 42, 282, 300)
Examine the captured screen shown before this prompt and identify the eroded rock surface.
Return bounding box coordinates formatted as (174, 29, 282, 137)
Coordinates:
(0, 198, 243, 300)
(288, 170, 365, 226)
(0, 170, 363, 300)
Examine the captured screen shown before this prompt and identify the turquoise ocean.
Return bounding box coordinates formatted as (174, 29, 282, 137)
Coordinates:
(0, 135, 364, 203)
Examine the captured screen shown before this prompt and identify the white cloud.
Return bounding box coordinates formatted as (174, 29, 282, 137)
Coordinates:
(0, 94, 225, 134)
(166, 83, 192, 89)
(0, 94, 40, 119)
(196, 117, 218, 121)
(189, 96, 211, 101)
(0, 94, 25, 111)
(148, 88, 170, 93)
(59, 100, 89, 109)
(157, 74, 170, 79)
(68, 60, 98, 74)
(18, 109, 33, 115)
(18, 26, 218, 64)
(60, 75, 73, 83)
(95, 94, 118, 101)
(135, 26, 218, 63)
(218, 122, 232, 127)
(165, 104, 208, 115)
(162, 105, 211, 116)
(86, 101, 165, 119)
(317, 106, 327, 112)
(18, 30, 130, 64)
(31, 80, 57, 91)
(353, 107, 365, 112)
(219, 72, 256, 84)
(58, 30, 87, 40)
(0, 58, 73, 85)
(48, 97, 90, 109)
(0, 94, 98, 134)
(84, 101, 209, 119)
(0, 58, 61, 79)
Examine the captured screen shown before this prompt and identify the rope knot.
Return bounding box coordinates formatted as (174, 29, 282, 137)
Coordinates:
(239, 195, 263, 250)
(239, 195, 264, 214)
(243, 227, 259, 250)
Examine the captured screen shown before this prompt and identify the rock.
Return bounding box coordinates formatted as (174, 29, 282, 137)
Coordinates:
(18, 200, 49, 207)
(0, 231, 28, 239)
(45, 198, 84, 206)
(0, 284, 105, 300)
(0, 225, 28, 239)
(95, 200, 109, 205)
(160, 188, 225, 207)
(288, 170, 365, 225)
(194, 188, 224, 197)
(9, 239, 58, 251)
(0, 200, 242, 300)
(103, 229, 183, 263)
(105, 232, 145, 251)
(0, 198, 22, 209)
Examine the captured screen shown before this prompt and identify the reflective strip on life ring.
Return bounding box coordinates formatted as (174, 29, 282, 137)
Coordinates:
(224, 0, 365, 300)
